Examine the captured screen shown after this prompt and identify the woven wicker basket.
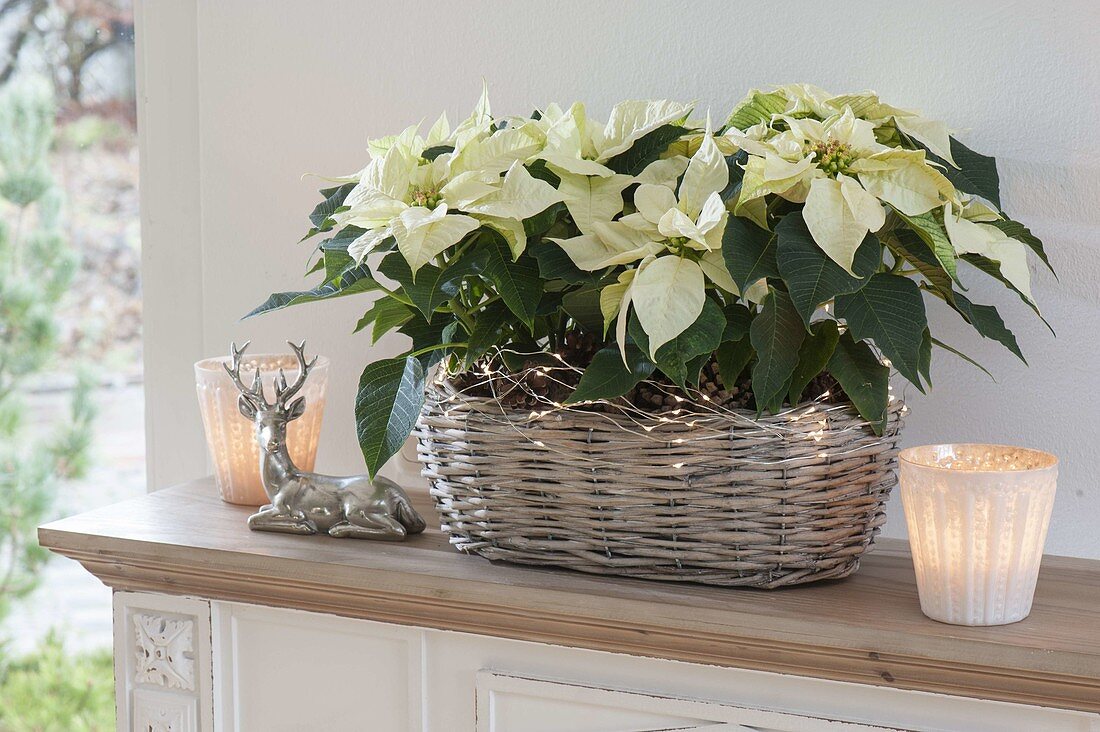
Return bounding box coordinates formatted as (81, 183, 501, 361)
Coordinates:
(415, 380, 905, 589)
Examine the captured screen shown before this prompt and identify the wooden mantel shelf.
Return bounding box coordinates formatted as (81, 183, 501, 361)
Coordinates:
(40, 478, 1100, 714)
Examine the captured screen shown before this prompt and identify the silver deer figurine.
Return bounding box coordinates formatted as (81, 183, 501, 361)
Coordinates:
(224, 341, 426, 540)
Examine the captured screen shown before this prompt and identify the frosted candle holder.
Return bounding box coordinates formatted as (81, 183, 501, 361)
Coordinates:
(899, 444, 1058, 626)
(195, 353, 330, 506)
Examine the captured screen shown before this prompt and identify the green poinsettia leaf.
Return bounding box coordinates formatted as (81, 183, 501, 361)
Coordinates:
(722, 215, 778, 292)
(951, 292, 1026, 364)
(530, 241, 600, 284)
(897, 210, 960, 286)
(464, 300, 514, 369)
(245, 261, 381, 318)
(724, 91, 787, 131)
(473, 233, 543, 327)
(834, 273, 929, 392)
(629, 299, 725, 389)
(931, 336, 995, 381)
(962, 254, 1054, 335)
(523, 201, 568, 238)
(655, 299, 725, 388)
(722, 302, 753, 343)
(605, 124, 688, 176)
(310, 182, 356, 229)
(321, 242, 350, 276)
(354, 297, 414, 343)
(776, 212, 878, 327)
(315, 225, 376, 273)
(566, 345, 656, 403)
(421, 144, 454, 161)
(525, 159, 561, 187)
(788, 319, 840, 404)
(881, 227, 953, 298)
(378, 251, 477, 320)
(918, 327, 932, 387)
(749, 288, 806, 412)
(682, 352, 713, 388)
(561, 282, 606, 334)
(324, 224, 371, 248)
(398, 314, 460, 368)
(937, 136, 1001, 209)
(536, 290, 565, 317)
(826, 331, 890, 435)
(355, 356, 426, 479)
(716, 336, 753, 390)
(988, 218, 1055, 276)
(719, 151, 747, 204)
(904, 131, 1001, 209)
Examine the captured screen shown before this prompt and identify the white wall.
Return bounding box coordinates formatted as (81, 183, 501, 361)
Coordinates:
(139, 0, 1100, 557)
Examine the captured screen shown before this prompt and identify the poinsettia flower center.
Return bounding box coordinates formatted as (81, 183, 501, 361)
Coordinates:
(807, 139, 857, 175)
(410, 186, 442, 209)
(665, 236, 693, 255)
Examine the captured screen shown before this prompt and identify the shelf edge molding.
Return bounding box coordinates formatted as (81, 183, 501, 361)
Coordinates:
(39, 479, 1100, 714)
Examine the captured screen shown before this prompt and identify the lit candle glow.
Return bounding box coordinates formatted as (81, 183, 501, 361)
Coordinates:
(195, 353, 330, 506)
(899, 443, 1058, 626)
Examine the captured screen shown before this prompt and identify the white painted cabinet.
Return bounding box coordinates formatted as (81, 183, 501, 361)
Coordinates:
(112, 591, 1099, 732)
(474, 672, 907, 732)
(212, 603, 422, 731)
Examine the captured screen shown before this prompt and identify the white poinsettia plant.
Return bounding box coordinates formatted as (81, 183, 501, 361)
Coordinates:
(252, 83, 1051, 477)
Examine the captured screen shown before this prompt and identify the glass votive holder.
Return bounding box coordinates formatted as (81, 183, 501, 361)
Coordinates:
(899, 443, 1058, 626)
(195, 353, 330, 506)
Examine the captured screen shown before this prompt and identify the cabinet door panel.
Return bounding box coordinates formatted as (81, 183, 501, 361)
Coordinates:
(429, 630, 1097, 732)
(213, 603, 422, 732)
(475, 672, 908, 732)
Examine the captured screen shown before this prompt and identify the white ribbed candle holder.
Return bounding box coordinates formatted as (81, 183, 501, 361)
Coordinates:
(195, 353, 329, 506)
(899, 444, 1058, 626)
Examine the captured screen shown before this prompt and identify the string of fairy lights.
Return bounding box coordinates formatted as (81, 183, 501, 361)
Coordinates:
(422, 347, 908, 470)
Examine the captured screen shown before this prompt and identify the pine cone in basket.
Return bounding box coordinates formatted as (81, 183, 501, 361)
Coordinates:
(560, 330, 601, 367)
(627, 358, 754, 413)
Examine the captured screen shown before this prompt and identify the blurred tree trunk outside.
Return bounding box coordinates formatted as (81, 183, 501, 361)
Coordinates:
(0, 0, 134, 118)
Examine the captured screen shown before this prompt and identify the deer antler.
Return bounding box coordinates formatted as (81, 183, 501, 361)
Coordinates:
(274, 340, 316, 409)
(223, 341, 271, 408)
